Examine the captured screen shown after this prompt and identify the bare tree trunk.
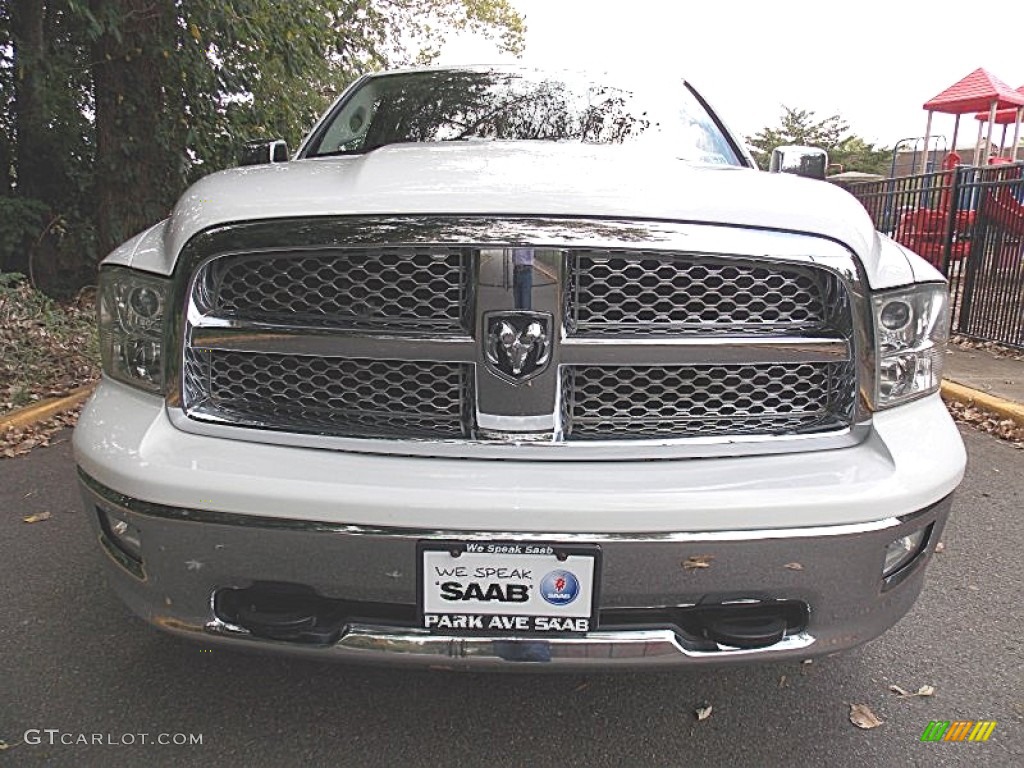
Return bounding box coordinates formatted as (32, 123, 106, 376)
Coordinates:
(0, 133, 11, 195)
(9, 0, 48, 203)
(89, 0, 183, 255)
(6, 0, 48, 274)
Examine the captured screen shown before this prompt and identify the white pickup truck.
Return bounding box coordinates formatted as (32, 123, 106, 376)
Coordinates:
(74, 66, 965, 668)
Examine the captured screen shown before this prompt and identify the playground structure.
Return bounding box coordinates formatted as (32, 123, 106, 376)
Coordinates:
(845, 68, 1024, 347)
(892, 71, 1024, 268)
(895, 159, 1024, 268)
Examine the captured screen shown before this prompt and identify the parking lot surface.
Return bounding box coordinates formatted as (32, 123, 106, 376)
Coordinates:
(0, 427, 1020, 767)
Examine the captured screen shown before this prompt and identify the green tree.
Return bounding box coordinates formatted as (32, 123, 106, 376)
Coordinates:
(1, 0, 525, 292)
(746, 107, 890, 175)
(829, 135, 891, 177)
(3, 0, 96, 283)
(76, 0, 526, 256)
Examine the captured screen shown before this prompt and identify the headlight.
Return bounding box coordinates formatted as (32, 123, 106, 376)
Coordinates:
(872, 283, 949, 409)
(99, 267, 170, 393)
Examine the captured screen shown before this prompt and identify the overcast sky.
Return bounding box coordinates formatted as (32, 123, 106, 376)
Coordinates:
(437, 0, 1024, 151)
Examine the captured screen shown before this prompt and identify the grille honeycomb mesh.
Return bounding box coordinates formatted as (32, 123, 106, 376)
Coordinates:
(569, 252, 835, 334)
(183, 244, 857, 445)
(204, 249, 469, 331)
(184, 348, 470, 439)
(564, 362, 855, 439)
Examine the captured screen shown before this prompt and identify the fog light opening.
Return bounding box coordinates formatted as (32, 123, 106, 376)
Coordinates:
(882, 523, 933, 581)
(97, 506, 143, 564)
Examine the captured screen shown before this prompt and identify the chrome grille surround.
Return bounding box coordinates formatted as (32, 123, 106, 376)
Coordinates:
(169, 216, 872, 460)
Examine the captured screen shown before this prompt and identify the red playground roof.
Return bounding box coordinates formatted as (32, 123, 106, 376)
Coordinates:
(974, 86, 1024, 123)
(923, 68, 1024, 114)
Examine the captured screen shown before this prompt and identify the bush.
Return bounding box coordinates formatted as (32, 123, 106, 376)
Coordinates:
(0, 198, 49, 275)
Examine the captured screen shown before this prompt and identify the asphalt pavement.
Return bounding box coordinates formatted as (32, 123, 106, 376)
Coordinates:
(0, 427, 1021, 767)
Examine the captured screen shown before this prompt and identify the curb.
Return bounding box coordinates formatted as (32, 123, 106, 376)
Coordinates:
(0, 384, 96, 432)
(940, 379, 1024, 427)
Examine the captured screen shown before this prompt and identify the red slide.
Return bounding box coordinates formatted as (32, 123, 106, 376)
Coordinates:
(982, 184, 1024, 237)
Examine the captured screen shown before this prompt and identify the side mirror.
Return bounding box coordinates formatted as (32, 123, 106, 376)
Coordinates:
(769, 145, 828, 180)
(239, 139, 289, 166)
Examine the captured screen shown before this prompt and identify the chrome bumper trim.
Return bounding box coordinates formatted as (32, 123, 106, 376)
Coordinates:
(78, 466, 931, 542)
(202, 620, 816, 666)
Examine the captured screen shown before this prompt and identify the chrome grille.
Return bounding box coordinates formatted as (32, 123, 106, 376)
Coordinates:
(199, 248, 469, 332)
(183, 348, 471, 439)
(568, 251, 839, 335)
(564, 362, 855, 439)
(175, 217, 867, 459)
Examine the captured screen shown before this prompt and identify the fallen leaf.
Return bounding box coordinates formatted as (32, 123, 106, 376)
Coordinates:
(891, 684, 935, 698)
(849, 703, 883, 729)
(695, 703, 712, 721)
(778, 675, 788, 688)
(784, 562, 804, 571)
(934, 542, 945, 553)
(683, 555, 714, 571)
(23, 511, 51, 524)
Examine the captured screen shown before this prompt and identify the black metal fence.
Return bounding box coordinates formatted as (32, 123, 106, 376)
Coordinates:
(847, 163, 1024, 348)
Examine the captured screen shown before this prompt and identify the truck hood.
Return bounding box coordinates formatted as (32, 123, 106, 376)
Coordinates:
(116, 141, 915, 286)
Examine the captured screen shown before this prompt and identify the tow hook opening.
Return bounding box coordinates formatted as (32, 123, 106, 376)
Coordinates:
(690, 602, 805, 649)
(214, 583, 342, 644)
(602, 600, 809, 650)
(212, 583, 416, 645)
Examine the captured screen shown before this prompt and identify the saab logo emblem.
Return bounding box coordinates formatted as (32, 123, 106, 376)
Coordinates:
(484, 311, 551, 382)
(540, 570, 579, 606)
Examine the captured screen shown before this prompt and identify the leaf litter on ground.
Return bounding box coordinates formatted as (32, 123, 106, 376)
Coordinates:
(890, 684, 935, 698)
(0, 275, 98, 418)
(2, 408, 81, 459)
(849, 703, 883, 729)
(682, 555, 714, 571)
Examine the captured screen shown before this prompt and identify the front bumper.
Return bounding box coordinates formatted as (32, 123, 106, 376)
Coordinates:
(73, 380, 964, 669)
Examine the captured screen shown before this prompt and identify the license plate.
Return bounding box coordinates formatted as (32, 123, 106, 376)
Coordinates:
(418, 541, 601, 634)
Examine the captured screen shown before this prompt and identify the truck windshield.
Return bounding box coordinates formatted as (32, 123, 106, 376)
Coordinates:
(306, 68, 742, 166)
